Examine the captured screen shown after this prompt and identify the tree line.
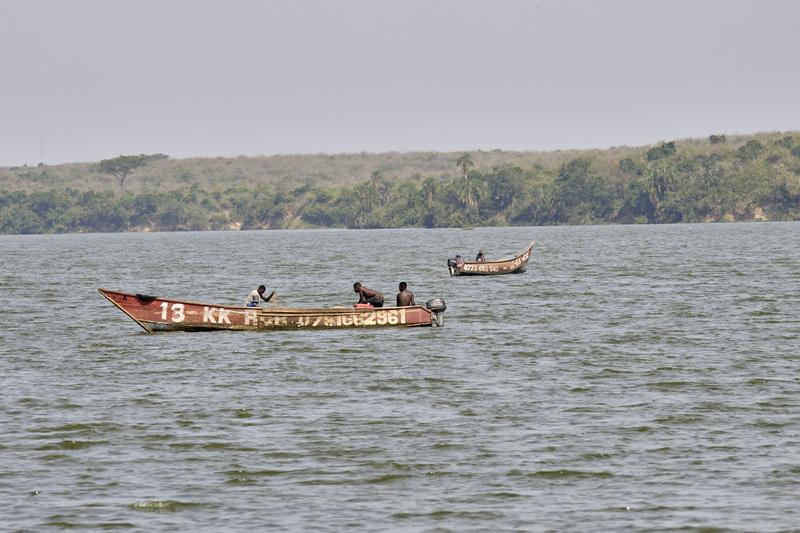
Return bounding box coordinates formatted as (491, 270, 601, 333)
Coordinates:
(1, 134, 799, 234)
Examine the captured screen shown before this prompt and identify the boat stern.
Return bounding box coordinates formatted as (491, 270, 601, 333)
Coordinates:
(425, 298, 447, 326)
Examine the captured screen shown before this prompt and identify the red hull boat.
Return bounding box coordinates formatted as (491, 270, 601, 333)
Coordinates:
(99, 289, 446, 332)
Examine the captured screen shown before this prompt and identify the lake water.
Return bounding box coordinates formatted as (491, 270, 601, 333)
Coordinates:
(1, 223, 799, 531)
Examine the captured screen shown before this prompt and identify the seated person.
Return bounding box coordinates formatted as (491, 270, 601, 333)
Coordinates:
(447, 254, 465, 270)
(246, 285, 275, 307)
(353, 282, 384, 308)
(475, 249, 486, 262)
(396, 281, 416, 307)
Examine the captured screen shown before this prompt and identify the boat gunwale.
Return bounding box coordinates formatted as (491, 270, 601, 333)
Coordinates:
(98, 288, 433, 316)
(460, 240, 534, 267)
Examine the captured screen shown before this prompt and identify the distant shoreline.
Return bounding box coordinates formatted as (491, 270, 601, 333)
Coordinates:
(2, 131, 798, 235)
(2, 218, 795, 238)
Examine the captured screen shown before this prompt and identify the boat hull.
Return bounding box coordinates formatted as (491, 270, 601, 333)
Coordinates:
(99, 289, 441, 332)
(448, 241, 534, 276)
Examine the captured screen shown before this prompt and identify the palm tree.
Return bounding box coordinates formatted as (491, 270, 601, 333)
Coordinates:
(369, 168, 390, 207)
(421, 177, 437, 208)
(357, 182, 378, 214)
(456, 152, 474, 180)
(536, 187, 557, 222)
(455, 153, 478, 217)
(370, 168, 384, 188)
(350, 187, 372, 228)
(457, 174, 479, 209)
(647, 159, 678, 221)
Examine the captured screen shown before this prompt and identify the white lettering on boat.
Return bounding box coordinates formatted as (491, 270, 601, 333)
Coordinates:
(244, 310, 258, 325)
(508, 249, 531, 270)
(160, 302, 185, 323)
(203, 307, 233, 325)
(258, 315, 288, 327)
(294, 310, 407, 328)
(463, 263, 499, 273)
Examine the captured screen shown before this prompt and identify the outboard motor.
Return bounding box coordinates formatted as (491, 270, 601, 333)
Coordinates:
(446, 258, 457, 276)
(425, 298, 447, 327)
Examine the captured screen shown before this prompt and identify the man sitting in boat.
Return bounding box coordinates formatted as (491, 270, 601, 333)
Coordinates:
(452, 255, 465, 267)
(246, 285, 275, 307)
(396, 281, 416, 307)
(446, 255, 465, 273)
(353, 282, 384, 308)
(475, 249, 486, 262)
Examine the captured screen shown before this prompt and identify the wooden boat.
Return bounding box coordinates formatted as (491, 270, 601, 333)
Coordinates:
(98, 289, 446, 332)
(447, 240, 535, 276)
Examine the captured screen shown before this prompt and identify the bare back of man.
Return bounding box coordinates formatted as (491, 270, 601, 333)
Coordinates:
(353, 282, 384, 307)
(396, 281, 415, 307)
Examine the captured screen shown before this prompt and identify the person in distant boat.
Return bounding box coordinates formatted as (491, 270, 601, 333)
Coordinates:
(475, 249, 486, 262)
(353, 282, 384, 308)
(246, 285, 275, 307)
(447, 255, 465, 275)
(396, 281, 416, 307)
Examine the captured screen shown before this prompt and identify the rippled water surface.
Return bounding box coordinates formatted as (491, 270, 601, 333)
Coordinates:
(1, 224, 799, 531)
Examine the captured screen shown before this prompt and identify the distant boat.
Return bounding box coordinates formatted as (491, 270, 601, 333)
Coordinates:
(99, 289, 446, 332)
(447, 241, 535, 276)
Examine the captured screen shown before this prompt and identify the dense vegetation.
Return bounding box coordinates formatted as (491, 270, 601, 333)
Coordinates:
(1, 132, 799, 234)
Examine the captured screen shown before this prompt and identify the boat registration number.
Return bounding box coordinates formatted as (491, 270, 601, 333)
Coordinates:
(297, 309, 407, 327)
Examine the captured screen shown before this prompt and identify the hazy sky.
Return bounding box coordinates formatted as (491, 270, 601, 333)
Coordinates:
(1, 0, 798, 166)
